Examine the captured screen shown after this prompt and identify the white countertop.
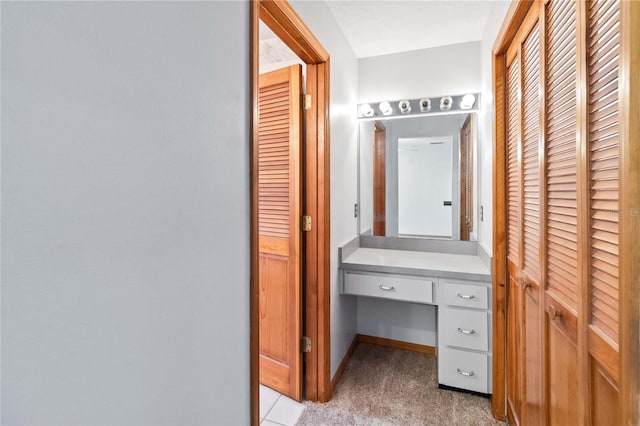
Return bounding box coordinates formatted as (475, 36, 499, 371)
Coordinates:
(342, 247, 491, 277)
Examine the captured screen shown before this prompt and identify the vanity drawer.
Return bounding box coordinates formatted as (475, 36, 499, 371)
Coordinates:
(343, 272, 434, 304)
(440, 308, 488, 351)
(438, 347, 489, 394)
(442, 280, 489, 309)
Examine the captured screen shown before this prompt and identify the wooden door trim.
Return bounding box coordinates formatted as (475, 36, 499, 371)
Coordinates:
(491, 50, 507, 423)
(259, 0, 328, 64)
(250, 4, 259, 423)
(251, 1, 331, 424)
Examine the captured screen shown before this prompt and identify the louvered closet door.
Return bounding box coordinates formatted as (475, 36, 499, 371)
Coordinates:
(258, 65, 303, 401)
(500, 0, 630, 422)
(520, 19, 543, 426)
(543, 0, 581, 424)
(505, 4, 544, 424)
(505, 50, 523, 425)
(586, 0, 621, 422)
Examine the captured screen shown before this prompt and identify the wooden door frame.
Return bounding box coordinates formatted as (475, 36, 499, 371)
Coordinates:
(459, 114, 474, 241)
(492, 0, 639, 423)
(373, 121, 386, 236)
(250, 1, 331, 424)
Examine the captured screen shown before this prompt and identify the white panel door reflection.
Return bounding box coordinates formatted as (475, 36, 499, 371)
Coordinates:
(398, 136, 453, 238)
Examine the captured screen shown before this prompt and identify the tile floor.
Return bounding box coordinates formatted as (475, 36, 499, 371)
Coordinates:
(259, 385, 306, 426)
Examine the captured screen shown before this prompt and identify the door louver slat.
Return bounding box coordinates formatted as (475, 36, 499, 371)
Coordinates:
(259, 81, 290, 239)
(522, 26, 541, 277)
(507, 57, 521, 265)
(588, 0, 620, 345)
(545, 0, 578, 309)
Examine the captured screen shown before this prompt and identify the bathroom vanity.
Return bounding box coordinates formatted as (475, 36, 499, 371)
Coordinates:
(340, 237, 493, 395)
(351, 96, 493, 395)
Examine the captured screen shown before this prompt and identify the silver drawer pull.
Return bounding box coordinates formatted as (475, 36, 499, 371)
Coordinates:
(457, 368, 475, 377)
(379, 285, 395, 291)
(457, 293, 476, 300)
(457, 327, 476, 335)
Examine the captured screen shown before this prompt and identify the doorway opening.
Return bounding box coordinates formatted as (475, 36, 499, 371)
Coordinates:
(250, 1, 331, 424)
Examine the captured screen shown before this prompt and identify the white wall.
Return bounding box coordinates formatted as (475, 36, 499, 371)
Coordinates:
(290, 1, 359, 379)
(359, 121, 374, 235)
(358, 41, 481, 103)
(357, 298, 437, 346)
(478, 0, 511, 255)
(1, 2, 250, 424)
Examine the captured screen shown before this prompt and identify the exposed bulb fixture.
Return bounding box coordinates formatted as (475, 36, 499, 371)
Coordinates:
(460, 94, 476, 110)
(356, 93, 480, 120)
(440, 96, 453, 111)
(419, 98, 431, 112)
(359, 103, 374, 117)
(379, 101, 393, 116)
(398, 100, 411, 114)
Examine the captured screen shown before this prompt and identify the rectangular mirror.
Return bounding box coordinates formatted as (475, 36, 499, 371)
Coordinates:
(358, 113, 476, 241)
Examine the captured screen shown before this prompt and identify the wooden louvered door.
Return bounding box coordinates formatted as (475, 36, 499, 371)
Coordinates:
(495, 0, 639, 422)
(543, 0, 580, 424)
(520, 15, 543, 426)
(585, 0, 621, 422)
(258, 65, 303, 401)
(505, 4, 544, 424)
(497, 0, 630, 423)
(505, 47, 523, 425)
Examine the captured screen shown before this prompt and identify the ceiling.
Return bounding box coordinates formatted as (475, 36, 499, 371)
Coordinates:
(259, 1, 502, 62)
(259, 21, 299, 66)
(325, 1, 499, 58)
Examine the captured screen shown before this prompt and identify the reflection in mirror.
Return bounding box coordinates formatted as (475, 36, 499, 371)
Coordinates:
(359, 113, 475, 241)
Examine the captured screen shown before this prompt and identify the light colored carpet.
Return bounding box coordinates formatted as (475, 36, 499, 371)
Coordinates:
(297, 343, 505, 426)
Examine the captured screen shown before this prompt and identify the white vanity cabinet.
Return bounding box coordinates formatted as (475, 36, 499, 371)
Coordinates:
(437, 278, 492, 394)
(340, 244, 493, 396)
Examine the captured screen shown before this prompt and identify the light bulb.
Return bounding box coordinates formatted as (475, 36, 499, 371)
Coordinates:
(460, 94, 476, 110)
(359, 103, 374, 117)
(440, 96, 453, 111)
(379, 101, 393, 116)
(398, 100, 411, 114)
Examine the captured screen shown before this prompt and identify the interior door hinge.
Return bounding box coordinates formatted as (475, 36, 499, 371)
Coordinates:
(303, 94, 312, 110)
(302, 215, 312, 232)
(301, 336, 312, 353)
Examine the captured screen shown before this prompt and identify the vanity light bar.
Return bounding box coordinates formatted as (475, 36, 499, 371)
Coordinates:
(357, 93, 480, 120)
